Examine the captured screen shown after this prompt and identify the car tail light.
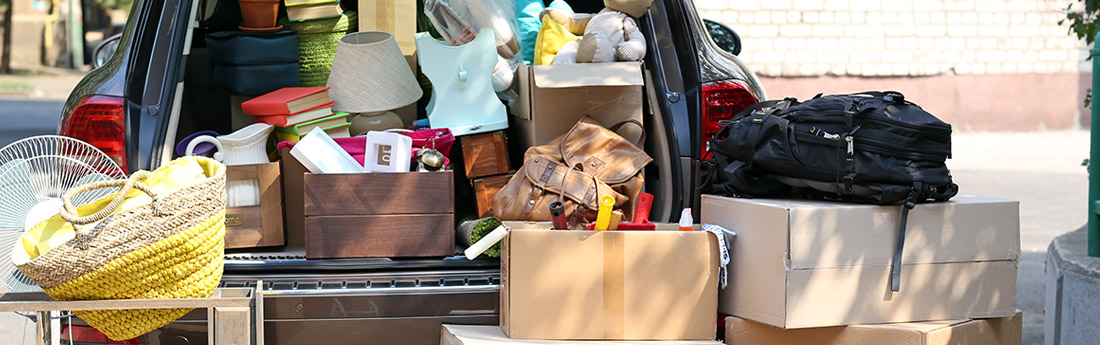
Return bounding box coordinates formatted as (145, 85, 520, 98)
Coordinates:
(61, 324, 140, 344)
(60, 95, 127, 172)
(701, 80, 758, 159)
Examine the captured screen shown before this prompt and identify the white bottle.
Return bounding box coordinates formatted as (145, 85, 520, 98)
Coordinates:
(679, 208, 693, 231)
(363, 131, 413, 172)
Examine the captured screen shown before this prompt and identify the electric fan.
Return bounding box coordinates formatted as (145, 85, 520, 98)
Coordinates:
(0, 136, 125, 293)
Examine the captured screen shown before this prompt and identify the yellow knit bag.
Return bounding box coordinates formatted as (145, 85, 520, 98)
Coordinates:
(13, 156, 227, 340)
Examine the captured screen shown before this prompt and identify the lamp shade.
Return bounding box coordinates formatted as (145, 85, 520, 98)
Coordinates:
(328, 31, 423, 113)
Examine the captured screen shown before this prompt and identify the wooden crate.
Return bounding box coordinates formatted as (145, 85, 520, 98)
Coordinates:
(225, 162, 285, 249)
(303, 171, 454, 258)
(471, 173, 512, 217)
(279, 147, 308, 247)
(460, 131, 510, 179)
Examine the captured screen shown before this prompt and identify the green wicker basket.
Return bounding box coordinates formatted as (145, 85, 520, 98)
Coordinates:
(283, 11, 358, 87)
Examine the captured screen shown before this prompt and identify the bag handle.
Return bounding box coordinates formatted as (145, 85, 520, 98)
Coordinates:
(59, 171, 159, 249)
(608, 119, 646, 148)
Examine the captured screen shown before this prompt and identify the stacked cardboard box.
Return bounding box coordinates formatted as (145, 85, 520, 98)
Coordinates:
(442, 222, 722, 345)
(701, 194, 1021, 345)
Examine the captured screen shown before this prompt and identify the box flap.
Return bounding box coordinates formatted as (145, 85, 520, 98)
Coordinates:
(532, 62, 644, 88)
(445, 325, 723, 344)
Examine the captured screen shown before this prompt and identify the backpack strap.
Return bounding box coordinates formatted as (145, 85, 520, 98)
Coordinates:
(889, 182, 923, 292)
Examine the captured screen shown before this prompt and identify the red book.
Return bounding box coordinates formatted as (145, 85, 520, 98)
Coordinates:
(251, 102, 335, 126)
(241, 87, 332, 116)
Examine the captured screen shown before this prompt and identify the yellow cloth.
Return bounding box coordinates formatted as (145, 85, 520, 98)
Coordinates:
(534, 14, 580, 65)
(13, 157, 215, 263)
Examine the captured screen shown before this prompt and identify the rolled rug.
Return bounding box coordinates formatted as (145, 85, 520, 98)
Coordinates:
(456, 217, 503, 258)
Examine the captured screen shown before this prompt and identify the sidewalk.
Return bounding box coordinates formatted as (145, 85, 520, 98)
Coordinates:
(0, 68, 87, 100)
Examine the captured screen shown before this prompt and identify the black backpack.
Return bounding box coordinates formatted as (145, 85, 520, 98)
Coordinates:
(700, 91, 958, 292)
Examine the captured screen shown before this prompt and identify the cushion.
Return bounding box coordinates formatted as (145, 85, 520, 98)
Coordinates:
(533, 14, 580, 65)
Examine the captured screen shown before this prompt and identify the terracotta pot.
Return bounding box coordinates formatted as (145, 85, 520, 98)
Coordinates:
(238, 0, 280, 29)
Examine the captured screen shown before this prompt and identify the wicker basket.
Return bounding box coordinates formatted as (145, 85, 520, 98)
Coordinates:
(284, 11, 359, 87)
(15, 156, 227, 340)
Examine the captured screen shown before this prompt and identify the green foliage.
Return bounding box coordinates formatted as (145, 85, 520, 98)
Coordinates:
(469, 218, 503, 258)
(93, 0, 133, 10)
(1061, 1, 1100, 107)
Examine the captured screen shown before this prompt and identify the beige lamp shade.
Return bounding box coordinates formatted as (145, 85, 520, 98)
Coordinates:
(327, 31, 423, 113)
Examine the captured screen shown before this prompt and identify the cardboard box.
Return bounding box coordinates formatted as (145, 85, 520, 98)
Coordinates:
(510, 62, 644, 149)
(302, 171, 454, 258)
(357, 0, 418, 127)
(504, 221, 701, 232)
(358, 0, 417, 57)
(442, 325, 724, 345)
(224, 162, 285, 249)
(724, 312, 1023, 345)
(701, 195, 1020, 329)
(500, 229, 719, 340)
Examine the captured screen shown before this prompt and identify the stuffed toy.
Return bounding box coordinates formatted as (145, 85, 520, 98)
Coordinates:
(542, 0, 653, 64)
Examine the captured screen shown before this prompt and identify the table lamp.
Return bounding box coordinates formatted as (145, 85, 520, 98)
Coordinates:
(328, 31, 423, 135)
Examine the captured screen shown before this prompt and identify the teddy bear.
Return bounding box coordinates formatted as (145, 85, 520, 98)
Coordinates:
(543, 0, 654, 64)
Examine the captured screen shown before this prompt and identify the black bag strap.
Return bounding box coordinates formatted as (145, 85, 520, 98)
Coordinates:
(742, 109, 771, 168)
(889, 182, 923, 292)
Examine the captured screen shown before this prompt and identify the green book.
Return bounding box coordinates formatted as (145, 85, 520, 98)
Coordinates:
(275, 112, 350, 136)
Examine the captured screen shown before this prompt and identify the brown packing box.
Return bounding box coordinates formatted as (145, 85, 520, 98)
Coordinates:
(701, 194, 1020, 329)
(224, 161, 285, 249)
(725, 312, 1023, 345)
(303, 171, 455, 258)
(499, 228, 719, 340)
(510, 62, 645, 149)
(442, 325, 724, 345)
(358, 0, 416, 56)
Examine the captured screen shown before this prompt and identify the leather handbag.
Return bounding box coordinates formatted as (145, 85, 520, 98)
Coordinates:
(492, 116, 651, 227)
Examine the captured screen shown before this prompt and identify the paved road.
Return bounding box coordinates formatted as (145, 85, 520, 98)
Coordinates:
(0, 99, 64, 148)
(949, 129, 1090, 345)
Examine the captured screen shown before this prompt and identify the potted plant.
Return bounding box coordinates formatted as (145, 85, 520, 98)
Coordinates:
(238, 0, 281, 29)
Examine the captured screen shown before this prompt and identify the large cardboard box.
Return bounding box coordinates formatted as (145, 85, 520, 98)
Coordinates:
(442, 325, 723, 345)
(510, 62, 644, 149)
(499, 229, 719, 340)
(725, 312, 1023, 345)
(701, 194, 1020, 329)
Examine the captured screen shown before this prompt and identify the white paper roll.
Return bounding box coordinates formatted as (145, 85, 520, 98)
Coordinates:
(464, 225, 508, 260)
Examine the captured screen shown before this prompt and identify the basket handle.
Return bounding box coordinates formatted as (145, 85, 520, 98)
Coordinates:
(59, 171, 158, 249)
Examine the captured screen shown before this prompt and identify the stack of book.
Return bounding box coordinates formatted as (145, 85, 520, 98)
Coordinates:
(243, 87, 351, 143)
(285, 0, 343, 22)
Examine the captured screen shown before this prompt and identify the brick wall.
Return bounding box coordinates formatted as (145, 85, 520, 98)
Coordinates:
(696, 0, 1088, 78)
